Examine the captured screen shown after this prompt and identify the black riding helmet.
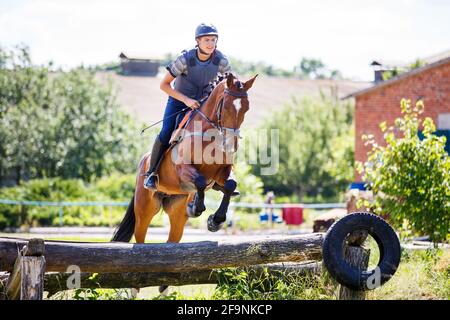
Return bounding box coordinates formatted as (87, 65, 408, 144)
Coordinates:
(195, 23, 219, 39)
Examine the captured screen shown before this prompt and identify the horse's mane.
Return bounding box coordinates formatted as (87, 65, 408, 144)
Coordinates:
(204, 73, 229, 100)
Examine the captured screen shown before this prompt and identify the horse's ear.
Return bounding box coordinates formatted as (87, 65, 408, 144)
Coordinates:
(226, 73, 235, 89)
(244, 74, 258, 91)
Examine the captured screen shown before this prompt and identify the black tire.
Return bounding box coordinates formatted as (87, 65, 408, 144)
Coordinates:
(322, 212, 401, 291)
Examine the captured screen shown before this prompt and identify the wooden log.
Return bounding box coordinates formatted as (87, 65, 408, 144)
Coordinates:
(338, 246, 370, 300)
(23, 238, 45, 256)
(4, 239, 45, 300)
(44, 262, 322, 295)
(0, 234, 324, 274)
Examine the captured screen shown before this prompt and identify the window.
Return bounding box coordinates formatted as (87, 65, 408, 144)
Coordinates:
(438, 113, 450, 130)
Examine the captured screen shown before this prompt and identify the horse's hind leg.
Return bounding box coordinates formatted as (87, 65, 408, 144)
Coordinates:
(158, 194, 191, 294)
(163, 194, 191, 242)
(134, 190, 162, 243)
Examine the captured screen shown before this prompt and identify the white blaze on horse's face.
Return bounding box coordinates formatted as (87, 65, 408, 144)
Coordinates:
(233, 98, 242, 114)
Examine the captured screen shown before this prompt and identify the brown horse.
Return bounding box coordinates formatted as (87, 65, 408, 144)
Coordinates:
(111, 73, 257, 246)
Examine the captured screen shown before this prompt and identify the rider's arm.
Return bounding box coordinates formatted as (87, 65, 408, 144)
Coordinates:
(159, 72, 199, 109)
(161, 52, 201, 109)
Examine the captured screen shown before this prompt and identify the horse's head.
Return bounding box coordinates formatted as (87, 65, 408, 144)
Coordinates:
(216, 73, 257, 153)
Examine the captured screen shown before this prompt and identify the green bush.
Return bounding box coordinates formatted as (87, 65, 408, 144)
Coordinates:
(0, 187, 24, 229)
(93, 173, 136, 200)
(357, 99, 450, 242)
(0, 176, 132, 228)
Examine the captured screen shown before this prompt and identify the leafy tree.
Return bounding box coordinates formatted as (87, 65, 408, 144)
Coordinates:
(228, 57, 295, 78)
(381, 67, 402, 81)
(357, 99, 450, 242)
(252, 93, 354, 201)
(0, 44, 146, 184)
(298, 58, 325, 79)
(294, 58, 342, 80)
(330, 69, 343, 80)
(382, 59, 427, 81)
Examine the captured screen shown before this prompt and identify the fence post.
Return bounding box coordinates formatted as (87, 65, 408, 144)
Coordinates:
(338, 230, 369, 300)
(5, 238, 45, 300)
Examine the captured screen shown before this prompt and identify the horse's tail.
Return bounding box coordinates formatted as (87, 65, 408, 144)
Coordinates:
(111, 194, 136, 242)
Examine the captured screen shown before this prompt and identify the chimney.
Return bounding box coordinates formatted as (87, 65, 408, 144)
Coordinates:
(370, 61, 385, 83)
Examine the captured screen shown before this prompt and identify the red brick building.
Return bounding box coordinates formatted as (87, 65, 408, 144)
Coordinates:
(346, 54, 450, 183)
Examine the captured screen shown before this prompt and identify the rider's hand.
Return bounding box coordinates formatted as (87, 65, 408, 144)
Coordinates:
(184, 97, 201, 110)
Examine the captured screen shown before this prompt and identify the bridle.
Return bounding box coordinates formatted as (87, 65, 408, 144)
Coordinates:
(194, 87, 247, 139)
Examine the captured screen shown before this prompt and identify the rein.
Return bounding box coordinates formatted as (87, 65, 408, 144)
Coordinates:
(140, 95, 210, 135)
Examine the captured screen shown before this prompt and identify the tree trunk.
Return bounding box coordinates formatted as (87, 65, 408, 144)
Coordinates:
(338, 245, 370, 300)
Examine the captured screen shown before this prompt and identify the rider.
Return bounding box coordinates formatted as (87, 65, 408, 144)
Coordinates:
(143, 23, 232, 190)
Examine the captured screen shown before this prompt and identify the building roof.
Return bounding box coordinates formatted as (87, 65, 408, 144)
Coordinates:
(344, 50, 450, 99)
(119, 52, 163, 62)
(422, 49, 450, 64)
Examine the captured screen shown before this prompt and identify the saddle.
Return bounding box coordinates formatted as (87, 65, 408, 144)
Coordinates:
(169, 110, 193, 145)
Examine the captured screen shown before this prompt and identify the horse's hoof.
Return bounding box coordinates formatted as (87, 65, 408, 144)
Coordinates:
(207, 215, 224, 232)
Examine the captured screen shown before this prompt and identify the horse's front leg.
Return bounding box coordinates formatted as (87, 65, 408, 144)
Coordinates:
(177, 164, 207, 218)
(208, 179, 237, 232)
(186, 175, 207, 217)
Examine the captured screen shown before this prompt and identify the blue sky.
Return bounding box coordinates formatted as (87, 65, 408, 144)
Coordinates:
(1, 0, 449, 80)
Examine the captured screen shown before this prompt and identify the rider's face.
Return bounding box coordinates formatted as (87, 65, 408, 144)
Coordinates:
(196, 36, 217, 55)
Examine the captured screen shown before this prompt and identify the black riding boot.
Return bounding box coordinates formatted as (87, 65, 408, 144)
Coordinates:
(143, 136, 167, 190)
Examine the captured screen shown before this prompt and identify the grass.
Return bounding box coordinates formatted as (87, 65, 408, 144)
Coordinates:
(367, 249, 450, 300)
